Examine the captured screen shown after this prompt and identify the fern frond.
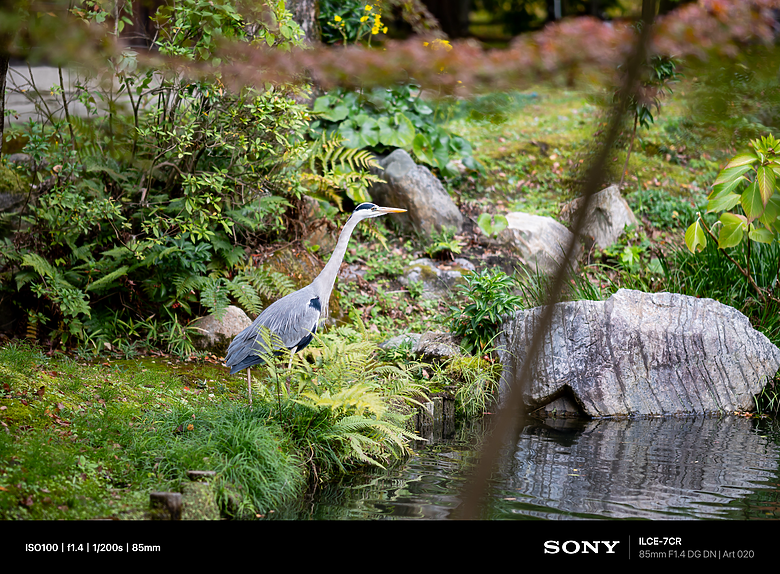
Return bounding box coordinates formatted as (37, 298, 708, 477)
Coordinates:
(21, 253, 57, 280)
(172, 272, 205, 300)
(86, 265, 129, 293)
(297, 383, 386, 419)
(227, 275, 264, 316)
(301, 132, 385, 207)
(200, 277, 231, 320)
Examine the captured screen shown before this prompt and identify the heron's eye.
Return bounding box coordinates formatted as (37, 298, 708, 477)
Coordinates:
(371, 207, 377, 211)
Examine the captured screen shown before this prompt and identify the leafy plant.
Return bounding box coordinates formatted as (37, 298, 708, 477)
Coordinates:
(1, 1, 313, 354)
(300, 131, 385, 208)
(311, 83, 479, 178)
(320, 0, 388, 46)
(685, 134, 780, 304)
(248, 324, 428, 476)
(619, 54, 680, 186)
(442, 354, 502, 418)
(449, 268, 524, 355)
(476, 212, 508, 236)
(424, 226, 462, 260)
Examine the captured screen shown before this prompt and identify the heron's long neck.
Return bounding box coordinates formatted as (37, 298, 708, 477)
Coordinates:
(312, 215, 360, 317)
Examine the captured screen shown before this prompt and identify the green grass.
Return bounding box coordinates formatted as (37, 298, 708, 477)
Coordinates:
(0, 333, 430, 519)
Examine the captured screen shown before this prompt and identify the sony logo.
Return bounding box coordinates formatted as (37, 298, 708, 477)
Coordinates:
(544, 540, 621, 554)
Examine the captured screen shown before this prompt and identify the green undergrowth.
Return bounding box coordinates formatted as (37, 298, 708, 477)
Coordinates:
(0, 329, 437, 519)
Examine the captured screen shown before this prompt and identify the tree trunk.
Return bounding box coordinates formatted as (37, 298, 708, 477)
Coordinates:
(421, 0, 471, 38)
(286, 0, 321, 45)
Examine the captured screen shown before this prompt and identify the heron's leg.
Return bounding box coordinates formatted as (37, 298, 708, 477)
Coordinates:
(288, 349, 295, 371)
(247, 368, 252, 406)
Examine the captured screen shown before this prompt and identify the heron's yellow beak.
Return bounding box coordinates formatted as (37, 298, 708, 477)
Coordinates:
(376, 206, 407, 214)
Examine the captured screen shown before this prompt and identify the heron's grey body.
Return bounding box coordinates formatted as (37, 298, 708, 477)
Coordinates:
(224, 203, 406, 402)
(225, 286, 322, 374)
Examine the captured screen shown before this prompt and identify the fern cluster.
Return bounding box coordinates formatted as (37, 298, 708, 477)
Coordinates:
(251, 323, 429, 477)
(301, 132, 385, 210)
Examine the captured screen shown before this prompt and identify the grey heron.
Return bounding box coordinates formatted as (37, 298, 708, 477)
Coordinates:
(225, 202, 407, 404)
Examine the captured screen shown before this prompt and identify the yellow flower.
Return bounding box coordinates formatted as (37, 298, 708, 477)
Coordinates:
(334, 14, 342, 21)
(382, 26, 388, 33)
(360, 15, 368, 22)
(427, 38, 452, 51)
(372, 27, 379, 34)
(365, 5, 372, 10)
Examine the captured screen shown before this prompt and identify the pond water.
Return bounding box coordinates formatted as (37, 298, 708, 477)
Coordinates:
(289, 415, 780, 520)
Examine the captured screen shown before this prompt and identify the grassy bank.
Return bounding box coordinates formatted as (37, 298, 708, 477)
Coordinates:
(0, 332, 431, 519)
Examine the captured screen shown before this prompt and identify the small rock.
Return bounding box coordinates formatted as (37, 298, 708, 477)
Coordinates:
(379, 333, 422, 350)
(414, 331, 461, 360)
(190, 305, 252, 353)
(559, 184, 639, 249)
(398, 257, 475, 299)
(499, 212, 581, 275)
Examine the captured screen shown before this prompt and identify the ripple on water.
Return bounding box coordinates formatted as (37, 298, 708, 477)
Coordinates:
(292, 415, 780, 520)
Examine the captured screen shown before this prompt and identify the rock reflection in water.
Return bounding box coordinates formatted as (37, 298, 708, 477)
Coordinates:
(292, 416, 780, 520)
(496, 416, 779, 519)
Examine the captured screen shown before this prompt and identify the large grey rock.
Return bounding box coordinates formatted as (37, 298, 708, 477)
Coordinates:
(497, 289, 780, 417)
(369, 149, 463, 238)
(559, 184, 639, 249)
(499, 212, 581, 275)
(190, 305, 252, 353)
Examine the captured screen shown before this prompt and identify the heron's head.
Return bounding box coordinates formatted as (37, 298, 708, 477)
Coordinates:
(351, 202, 407, 221)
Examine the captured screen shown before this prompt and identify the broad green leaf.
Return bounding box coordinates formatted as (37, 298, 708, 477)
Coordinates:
(741, 181, 765, 221)
(338, 120, 361, 149)
(760, 193, 780, 226)
(756, 165, 776, 205)
(707, 192, 741, 213)
(718, 212, 746, 249)
(684, 220, 707, 253)
(724, 151, 758, 169)
(748, 226, 774, 244)
(449, 135, 473, 156)
(413, 99, 433, 115)
(357, 115, 380, 148)
(713, 164, 753, 186)
(412, 133, 435, 165)
(477, 213, 508, 236)
(313, 95, 349, 122)
(377, 113, 415, 148)
(708, 175, 745, 200)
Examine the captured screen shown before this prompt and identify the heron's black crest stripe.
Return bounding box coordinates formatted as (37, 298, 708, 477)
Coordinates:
(309, 297, 321, 312)
(354, 202, 375, 212)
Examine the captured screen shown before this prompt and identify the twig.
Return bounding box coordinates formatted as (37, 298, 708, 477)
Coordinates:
(57, 65, 79, 158)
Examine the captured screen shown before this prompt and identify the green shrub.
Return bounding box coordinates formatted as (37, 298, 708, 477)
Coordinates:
(0, 1, 312, 354)
(449, 268, 524, 355)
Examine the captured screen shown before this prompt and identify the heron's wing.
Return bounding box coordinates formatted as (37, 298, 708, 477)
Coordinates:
(225, 287, 321, 370)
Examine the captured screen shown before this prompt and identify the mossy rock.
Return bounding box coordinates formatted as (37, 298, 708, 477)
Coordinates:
(0, 162, 24, 193)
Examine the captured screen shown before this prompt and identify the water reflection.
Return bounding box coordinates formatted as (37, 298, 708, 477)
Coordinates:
(293, 416, 780, 520)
